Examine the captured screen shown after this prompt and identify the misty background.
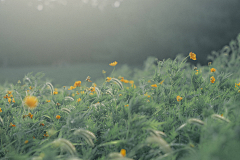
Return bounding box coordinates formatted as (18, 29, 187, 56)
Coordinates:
(0, 0, 240, 86)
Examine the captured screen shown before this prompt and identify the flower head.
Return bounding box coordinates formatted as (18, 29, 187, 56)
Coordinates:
(90, 87, 95, 92)
(210, 68, 216, 72)
(106, 77, 112, 82)
(24, 96, 38, 110)
(53, 91, 58, 95)
(86, 76, 92, 82)
(74, 81, 81, 87)
(109, 61, 118, 66)
(176, 96, 183, 102)
(56, 115, 61, 119)
(0, 108, 2, 112)
(189, 52, 197, 60)
(210, 76, 215, 83)
(151, 84, 157, 88)
(120, 149, 126, 157)
(77, 98, 81, 102)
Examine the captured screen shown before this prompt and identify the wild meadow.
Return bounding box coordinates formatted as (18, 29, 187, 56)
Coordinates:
(0, 34, 240, 160)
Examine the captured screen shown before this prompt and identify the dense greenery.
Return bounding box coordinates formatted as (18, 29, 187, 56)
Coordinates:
(0, 34, 240, 160)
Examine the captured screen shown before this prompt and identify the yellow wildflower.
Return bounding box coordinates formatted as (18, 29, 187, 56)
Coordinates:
(29, 86, 33, 90)
(93, 83, 97, 87)
(74, 81, 81, 87)
(9, 94, 13, 98)
(17, 80, 21, 83)
(90, 87, 95, 92)
(46, 100, 51, 103)
(106, 77, 112, 82)
(89, 93, 94, 95)
(72, 93, 75, 97)
(119, 94, 122, 96)
(80, 91, 85, 94)
(0, 108, 2, 112)
(176, 96, 183, 102)
(68, 86, 76, 90)
(8, 91, 12, 95)
(159, 80, 164, 85)
(25, 140, 29, 144)
(3, 94, 8, 99)
(210, 68, 216, 72)
(189, 52, 197, 60)
(109, 61, 118, 66)
(129, 80, 134, 84)
(210, 76, 215, 83)
(125, 104, 129, 107)
(120, 149, 126, 157)
(24, 96, 38, 110)
(120, 77, 124, 82)
(53, 91, 58, 95)
(123, 80, 129, 83)
(102, 70, 106, 74)
(56, 115, 61, 119)
(77, 98, 81, 102)
(151, 84, 157, 88)
(12, 98, 15, 103)
(8, 98, 11, 104)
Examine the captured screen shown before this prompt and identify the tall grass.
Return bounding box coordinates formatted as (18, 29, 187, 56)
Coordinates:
(0, 33, 240, 160)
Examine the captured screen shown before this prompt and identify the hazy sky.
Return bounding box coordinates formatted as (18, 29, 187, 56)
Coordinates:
(1, 0, 240, 68)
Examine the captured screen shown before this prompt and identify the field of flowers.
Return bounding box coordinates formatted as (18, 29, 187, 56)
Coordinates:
(1, 33, 240, 160)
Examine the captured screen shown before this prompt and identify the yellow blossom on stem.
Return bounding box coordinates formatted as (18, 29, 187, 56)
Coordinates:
(176, 96, 183, 102)
(80, 91, 85, 94)
(8, 98, 11, 104)
(8, 91, 12, 95)
(109, 61, 118, 66)
(102, 70, 106, 74)
(120, 149, 126, 157)
(151, 84, 157, 88)
(159, 80, 164, 85)
(86, 76, 92, 82)
(24, 96, 38, 110)
(90, 87, 95, 92)
(53, 91, 58, 95)
(129, 80, 134, 84)
(210, 76, 215, 83)
(46, 100, 51, 103)
(210, 68, 216, 72)
(125, 104, 129, 107)
(68, 86, 76, 90)
(189, 52, 196, 60)
(56, 115, 61, 119)
(74, 81, 81, 87)
(0, 108, 2, 112)
(123, 79, 129, 83)
(77, 98, 81, 102)
(106, 77, 112, 82)
(25, 140, 29, 144)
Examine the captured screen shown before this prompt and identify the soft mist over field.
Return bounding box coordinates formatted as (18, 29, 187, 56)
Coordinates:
(0, 0, 240, 85)
(1, 0, 240, 67)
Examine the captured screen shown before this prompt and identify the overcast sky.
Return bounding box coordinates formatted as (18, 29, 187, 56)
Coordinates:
(1, 0, 240, 68)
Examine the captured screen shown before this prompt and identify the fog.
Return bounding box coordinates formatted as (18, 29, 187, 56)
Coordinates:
(1, 0, 240, 68)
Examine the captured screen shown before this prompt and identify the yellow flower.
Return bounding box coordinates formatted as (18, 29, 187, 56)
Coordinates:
(120, 149, 126, 157)
(68, 86, 76, 90)
(53, 91, 58, 95)
(176, 96, 183, 102)
(210, 68, 216, 72)
(189, 52, 197, 60)
(236, 82, 240, 86)
(159, 80, 164, 85)
(12, 98, 15, 103)
(29, 86, 33, 90)
(89, 93, 94, 95)
(17, 80, 21, 83)
(151, 84, 157, 88)
(74, 81, 81, 87)
(77, 98, 81, 102)
(129, 80, 134, 84)
(0, 108, 2, 112)
(106, 77, 112, 82)
(109, 61, 118, 66)
(9, 94, 13, 98)
(210, 76, 215, 83)
(8, 91, 12, 95)
(119, 94, 122, 96)
(125, 104, 129, 107)
(24, 96, 38, 110)
(46, 100, 51, 103)
(102, 70, 106, 74)
(24, 140, 29, 144)
(81, 91, 85, 94)
(3, 94, 8, 99)
(56, 115, 61, 119)
(90, 87, 95, 92)
(72, 93, 75, 97)
(8, 98, 11, 104)
(120, 77, 124, 82)
(123, 80, 129, 83)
